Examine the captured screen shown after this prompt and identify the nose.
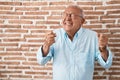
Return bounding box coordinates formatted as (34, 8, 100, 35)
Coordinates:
(65, 14, 72, 20)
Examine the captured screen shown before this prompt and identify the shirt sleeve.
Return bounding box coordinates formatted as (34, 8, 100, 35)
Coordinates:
(36, 46, 54, 65)
(96, 47, 113, 69)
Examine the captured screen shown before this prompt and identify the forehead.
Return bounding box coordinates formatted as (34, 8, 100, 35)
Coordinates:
(64, 6, 81, 14)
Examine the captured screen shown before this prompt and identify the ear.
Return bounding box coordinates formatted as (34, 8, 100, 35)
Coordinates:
(82, 18, 85, 24)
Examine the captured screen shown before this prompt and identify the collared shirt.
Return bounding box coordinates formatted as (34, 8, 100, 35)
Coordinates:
(37, 27, 112, 80)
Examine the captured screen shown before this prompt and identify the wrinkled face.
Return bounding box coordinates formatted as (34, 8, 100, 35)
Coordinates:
(62, 6, 84, 34)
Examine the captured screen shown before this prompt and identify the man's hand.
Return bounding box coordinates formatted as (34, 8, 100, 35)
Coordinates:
(98, 33, 108, 50)
(42, 31, 56, 57)
(97, 33, 108, 61)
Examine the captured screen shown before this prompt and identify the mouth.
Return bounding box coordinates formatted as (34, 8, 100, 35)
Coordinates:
(64, 21, 73, 26)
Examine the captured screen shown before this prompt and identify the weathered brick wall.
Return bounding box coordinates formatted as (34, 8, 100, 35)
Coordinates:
(0, 0, 120, 80)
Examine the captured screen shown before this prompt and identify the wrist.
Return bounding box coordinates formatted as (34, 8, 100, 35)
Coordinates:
(99, 46, 107, 52)
(42, 43, 50, 57)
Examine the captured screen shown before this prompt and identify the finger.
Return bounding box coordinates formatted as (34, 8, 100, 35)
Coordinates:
(47, 31, 56, 37)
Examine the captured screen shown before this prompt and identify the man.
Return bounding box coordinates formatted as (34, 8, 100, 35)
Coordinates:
(37, 5, 112, 80)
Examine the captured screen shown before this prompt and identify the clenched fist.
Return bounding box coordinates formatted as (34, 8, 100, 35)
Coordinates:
(98, 33, 108, 49)
(45, 31, 56, 46)
(42, 31, 56, 56)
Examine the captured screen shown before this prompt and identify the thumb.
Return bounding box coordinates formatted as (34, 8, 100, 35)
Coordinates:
(50, 30, 56, 37)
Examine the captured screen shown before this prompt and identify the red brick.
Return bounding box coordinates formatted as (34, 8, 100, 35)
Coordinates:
(0, 70, 22, 74)
(25, 71, 47, 75)
(95, 6, 120, 10)
(109, 34, 120, 38)
(50, 26, 62, 29)
(51, 11, 62, 15)
(0, 48, 4, 51)
(28, 39, 44, 43)
(5, 29, 28, 33)
(22, 62, 39, 66)
(41, 6, 65, 10)
(81, 7, 93, 10)
(77, 2, 102, 5)
(110, 29, 120, 33)
(85, 16, 98, 20)
(8, 66, 30, 69)
(110, 67, 120, 70)
(109, 39, 120, 42)
(24, 53, 36, 57)
(0, 75, 7, 78)
(104, 71, 120, 75)
(4, 57, 26, 61)
(0, 25, 21, 28)
(106, 24, 120, 28)
(83, 25, 102, 29)
(21, 44, 40, 48)
(0, 11, 23, 15)
(20, 16, 44, 19)
(84, 11, 104, 15)
(25, 11, 49, 15)
(9, 20, 32, 24)
(28, 58, 37, 61)
(15, 7, 39, 11)
(3, 38, 25, 42)
(34, 75, 52, 79)
(107, 1, 120, 4)
(0, 43, 18, 47)
(111, 49, 120, 53)
(0, 66, 6, 69)
(101, 15, 120, 19)
(0, 6, 12, 10)
(49, 2, 72, 5)
(0, 15, 19, 19)
(22, 2, 47, 6)
(10, 75, 32, 78)
(93, 76, 106, 79)
(109, 76, 120, 80)
(24, 34, 45, 39)
(94, 29, 109, 33)
(23, 26, 47, 29)
(108, 43, 120, 47)
(107, 10, 120, 15)
(0, 52, 22, 56)
(47, 16, 61, 20)
(91, 20, 115, 24)
(6, 47, 29, 51)
(0, 2, 22, 5)
(0, 20, 4, 23)
(0, 62, 20, 65)
(0, 34, 21, 37)
(32, 66, 52, 71)
(36, 21, 60, 24)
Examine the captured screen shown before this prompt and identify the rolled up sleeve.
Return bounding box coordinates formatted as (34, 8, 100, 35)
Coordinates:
(37, 46, 53, 65)
(97, 47, 113, 69)
(95, 34, 113, 69)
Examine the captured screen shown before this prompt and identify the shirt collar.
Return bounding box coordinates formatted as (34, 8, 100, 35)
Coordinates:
(63, 27, 83, 38)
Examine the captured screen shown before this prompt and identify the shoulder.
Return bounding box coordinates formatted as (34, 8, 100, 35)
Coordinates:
(83, 28, 97, 36)
(82, 28, 98, 40)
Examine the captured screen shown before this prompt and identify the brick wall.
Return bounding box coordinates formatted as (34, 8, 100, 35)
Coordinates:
(0, 0, 120, 80)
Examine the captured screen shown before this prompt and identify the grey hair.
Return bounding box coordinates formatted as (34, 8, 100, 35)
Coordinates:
(66, 5, 85, 19)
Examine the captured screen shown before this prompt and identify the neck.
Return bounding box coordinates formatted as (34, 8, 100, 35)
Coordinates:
(67, 31, 75, 41)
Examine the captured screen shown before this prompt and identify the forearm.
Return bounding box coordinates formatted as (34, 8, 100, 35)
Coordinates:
(42, 43, 50, 57)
